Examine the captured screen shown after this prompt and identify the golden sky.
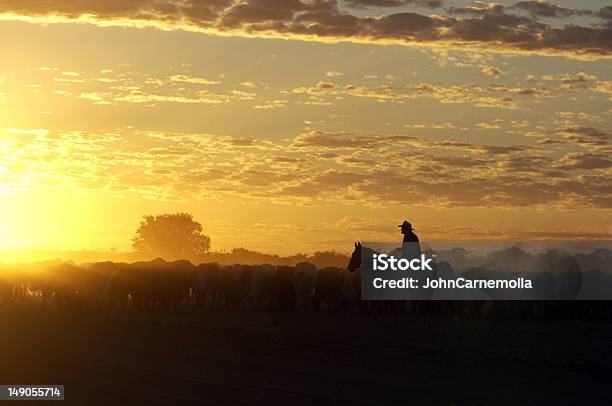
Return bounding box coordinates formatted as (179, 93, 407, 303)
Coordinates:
(0, 0, 610, 259)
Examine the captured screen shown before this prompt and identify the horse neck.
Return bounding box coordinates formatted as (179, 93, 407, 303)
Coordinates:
(350, 247, 378, 269)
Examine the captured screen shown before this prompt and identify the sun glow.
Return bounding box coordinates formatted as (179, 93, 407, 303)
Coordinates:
(0, 189, 110, 257)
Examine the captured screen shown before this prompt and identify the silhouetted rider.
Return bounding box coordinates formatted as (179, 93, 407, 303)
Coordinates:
(399, 220, 419, 243)
(399, 220, 421, 261)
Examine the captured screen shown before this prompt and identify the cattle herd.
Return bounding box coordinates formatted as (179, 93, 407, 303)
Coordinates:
(0, 259, 340, 314)
(0, 254, 611, 321)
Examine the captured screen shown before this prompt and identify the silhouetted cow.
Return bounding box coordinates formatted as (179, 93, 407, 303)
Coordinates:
(232, 265, 254, 310)
(293, 262, 317, 312)
(272, 265, 296, 312)
(101, 262, 136, 310)
(250, 264, 275, 311)
(195, 263, 238, 310)
(312, 267, 344, 313)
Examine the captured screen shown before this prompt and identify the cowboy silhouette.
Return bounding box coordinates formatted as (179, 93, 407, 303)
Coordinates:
(399, 220, 419, 243)
(399, 220, 421, 260)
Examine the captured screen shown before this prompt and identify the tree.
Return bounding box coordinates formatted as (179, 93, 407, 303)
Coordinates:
(132, 212, 211, 261)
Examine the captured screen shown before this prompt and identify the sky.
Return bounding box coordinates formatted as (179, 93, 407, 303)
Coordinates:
(0, 0, 610, 259)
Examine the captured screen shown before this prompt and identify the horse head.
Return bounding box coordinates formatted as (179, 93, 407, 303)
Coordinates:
(348, 242, 362, 272)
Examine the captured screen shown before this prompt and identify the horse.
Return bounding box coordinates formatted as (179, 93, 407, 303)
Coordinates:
(348, 242, 405, 324)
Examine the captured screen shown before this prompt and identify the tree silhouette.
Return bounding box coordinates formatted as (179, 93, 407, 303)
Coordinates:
(132, 213, 211, 260)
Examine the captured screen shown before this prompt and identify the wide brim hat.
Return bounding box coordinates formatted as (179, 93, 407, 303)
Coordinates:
(398, 220, 414, 230)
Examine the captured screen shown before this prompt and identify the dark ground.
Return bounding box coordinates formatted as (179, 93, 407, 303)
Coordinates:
(1, 304, 611, 405)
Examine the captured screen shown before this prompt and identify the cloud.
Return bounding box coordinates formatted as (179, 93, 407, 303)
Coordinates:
(253, 99, 288, 109)
(513, 1, 593, 18)
(593, 80, 612, 97)
(0, 0, 610, 58)
(2, 127, 610, 209)
(289, 79, 565, 109)
(325, 71, 343, 77)
(345, 0, 443, 9)
(404, 122, 464, 130)
(556, 127, 611, 148)
(476, 119, 503, 129)
(598, 6, 612, 28)
(169, 74, 221, 85)
(541, 72, 597, 84)
(40, 68, 254, 106)
(481, 66, 503, 77)
(447, 2, 505, 16)
(7, 128, 50, 136)
(556, 152, 611, 170)
(292, 130, 382, 149)
(79, 91, 232, 105)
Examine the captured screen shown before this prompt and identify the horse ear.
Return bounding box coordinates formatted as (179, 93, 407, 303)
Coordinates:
(354, 242, 357, 248)
(357, 242, 361, 247)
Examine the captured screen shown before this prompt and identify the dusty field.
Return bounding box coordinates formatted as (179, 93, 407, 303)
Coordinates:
(0, 305, 611, 405)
